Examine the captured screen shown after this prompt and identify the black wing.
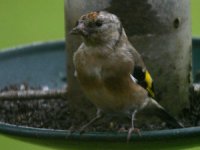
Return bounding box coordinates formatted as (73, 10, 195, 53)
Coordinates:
(133, 66, 155, 98)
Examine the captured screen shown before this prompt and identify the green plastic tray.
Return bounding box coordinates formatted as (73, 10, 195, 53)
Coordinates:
(0, 39, 200, 149)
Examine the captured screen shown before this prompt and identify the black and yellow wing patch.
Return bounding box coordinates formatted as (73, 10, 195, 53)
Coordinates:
(133, 66, 155, 98)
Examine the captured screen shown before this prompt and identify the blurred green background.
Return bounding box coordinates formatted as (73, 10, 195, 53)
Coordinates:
(0, 0, 199, 50)
(0, 0, 200, 150)
(0, 0, 64, 50)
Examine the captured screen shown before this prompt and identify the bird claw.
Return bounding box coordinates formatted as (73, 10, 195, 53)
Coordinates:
(127, 127, 141, 142)
(68, 126, 76, 134)
(79, 125, 87, 134)
(69, 123, 90, 135)
(68, 125, 87, 135)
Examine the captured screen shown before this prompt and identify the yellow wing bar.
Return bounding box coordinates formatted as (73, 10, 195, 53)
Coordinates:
(145, 71, 155, 98)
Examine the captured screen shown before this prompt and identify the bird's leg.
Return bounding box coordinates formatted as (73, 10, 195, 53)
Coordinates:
(79, 109, 102, 133)
(127, 110, 141, 141)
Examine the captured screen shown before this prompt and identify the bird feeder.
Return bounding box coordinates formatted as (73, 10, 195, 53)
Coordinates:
(65, 0, 192, 116)
(0, 39, 200, 149)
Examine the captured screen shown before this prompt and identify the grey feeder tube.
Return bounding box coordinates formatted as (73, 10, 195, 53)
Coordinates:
(65, 0, 192, 116)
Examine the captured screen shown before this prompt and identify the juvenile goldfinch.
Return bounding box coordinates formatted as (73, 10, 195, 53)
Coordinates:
(71, 11, 183, 140)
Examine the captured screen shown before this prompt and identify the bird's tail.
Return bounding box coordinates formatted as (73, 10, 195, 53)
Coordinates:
(145, 98, 184, 128)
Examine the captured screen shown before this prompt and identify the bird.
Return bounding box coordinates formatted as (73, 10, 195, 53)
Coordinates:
(70, 11, 183, 140)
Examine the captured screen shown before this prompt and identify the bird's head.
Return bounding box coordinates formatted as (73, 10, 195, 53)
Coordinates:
(70, 11, 123, 46)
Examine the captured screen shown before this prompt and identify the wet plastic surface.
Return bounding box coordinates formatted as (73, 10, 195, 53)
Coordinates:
(0, 41, 66, 89)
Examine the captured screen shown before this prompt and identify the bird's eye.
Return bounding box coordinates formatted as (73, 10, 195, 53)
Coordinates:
(95, 20, 103, 27)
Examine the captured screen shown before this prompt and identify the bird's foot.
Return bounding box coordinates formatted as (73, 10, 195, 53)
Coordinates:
(68, 125, 88, 135)
(79, 124, 89, 134)
(127, 127, 141, 141)
(68, 126, 77, 135)
(79, 109, 102, 134)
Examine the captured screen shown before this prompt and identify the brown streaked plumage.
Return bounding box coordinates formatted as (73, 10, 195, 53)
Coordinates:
(71, 11, 183, 141)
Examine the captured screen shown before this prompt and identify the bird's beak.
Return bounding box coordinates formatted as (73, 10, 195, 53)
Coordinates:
(69, 22, 85, 35)
(69, 27, 80, 35)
